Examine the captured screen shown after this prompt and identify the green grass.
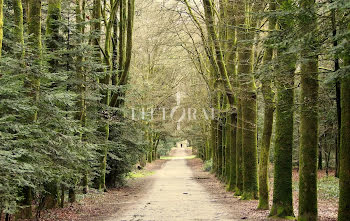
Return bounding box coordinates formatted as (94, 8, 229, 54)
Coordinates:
(318, 176, 339, 200)
(293, 175, 339, 200)
(127, 170, 155, 179)
(160, 155, 196, 160)
(203, 159, 212, 172)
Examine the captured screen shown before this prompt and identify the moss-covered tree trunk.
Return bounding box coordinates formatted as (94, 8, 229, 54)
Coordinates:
(42, 0, 61, 209)
(91, 0, 108, 192)
(226, 0, 237, 191)
(75, 0, 89, 194)
(298, 57, 319, 221)
(0, 0, 3, 57)
(228, 110, 237, 191)
(298, 0, 319, 220)
(269, 59, 295, 218)
(338, 37, 350, 221)
(28, 0, 41, 123)
(216, 108, 223, 176)
(19, 0, 42, 218)
(12, 0, 25, 217)
(119, 0, 126, 72)
(13, 0, 24, 57)
(224, 112, 231, 181)
(211, 91, 219, 173)
(235, 98, 243, 195)
(269, 0, 296, 217)
(258, 65, 275, 208)
(211, 118, 218, 172)
(258, 1, 276, 210)
(236, 0, 258, 200)
(110, 0, 134, 107)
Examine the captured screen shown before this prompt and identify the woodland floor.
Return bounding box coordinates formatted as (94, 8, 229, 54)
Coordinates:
(26, 148, 338, 221)
(188, 159, 338, 221)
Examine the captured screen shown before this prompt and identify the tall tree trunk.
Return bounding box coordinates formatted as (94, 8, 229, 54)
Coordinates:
(76, 0, 88, 194)
(224, 112, 231, 181)
(211, 118, 218, 172)
(110, 0, 134, 107)
(298, 0, 319, 220)
(0, 0, 3, 57)
(226, 0, 237, 192)
(119, 0, 126, 73)
(257, 0, 276, 210)
(335, 81, 341, 177)
(13, 0, 25, 217)
(92, 0, 108, 192)
(332, 8, 340, 178)
(236, 0, 258, 200)
(42, 0, 61, 209)
(235, 100, 243, 195)
(19, 0, 42, 218)
(269, 0, 296, 217)
(13, 0, 24, 57)
(318, 144, 323, 170)
(269, 57, 295, 218)
(216, 108, 223, 177)
(338, 25, 350, 221)
(119, 0, 134, 85)
(227, 110, 237, 191)
(202, 0, 234, 100)
(28, 0, 41, 122)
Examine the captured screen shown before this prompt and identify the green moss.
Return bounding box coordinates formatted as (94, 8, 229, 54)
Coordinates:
(227, 112, 237, 191)
(235, 100, 243, 195)
(270, 56, 295, 218)
(12, 0, 24, 57)
(241, 90, 258, 199)
(269, 0, 298, 217)
(211, 119, 218, 173)
(217, 115, 223, 176)
(0, 0, 3, 57)
(258, 1, 275, 210)
(298, 0, 319, 219)
(235, 0, 258, 200)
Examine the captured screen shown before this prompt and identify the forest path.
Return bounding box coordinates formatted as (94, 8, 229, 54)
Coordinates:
(107, 148, 234, 221)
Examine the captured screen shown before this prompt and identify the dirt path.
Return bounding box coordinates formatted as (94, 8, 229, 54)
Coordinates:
(107, 148, 236, 221)
(38, 148, 337, 221)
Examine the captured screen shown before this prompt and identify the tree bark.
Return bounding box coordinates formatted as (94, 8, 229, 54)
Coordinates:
(269, 58, 295, 218)
(269, 0, 296, 217)
(338, 27, 350, 221)
(19, 0, 42, 218)
(13, 0, 24, 58)
(0, 0, 3, 57)
(236, 0, 258, 200)
(226, 0, 238, 191)
(42, 0, 61, 209)
(332, 8, 340, 178)
(227, 111, 237, 191)
(257, 0, 276, 210)
(235, 99, 243, 195)
(298, 0, 319, 219)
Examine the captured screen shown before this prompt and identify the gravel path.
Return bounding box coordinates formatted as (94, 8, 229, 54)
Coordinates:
(107, 148, 233, 221)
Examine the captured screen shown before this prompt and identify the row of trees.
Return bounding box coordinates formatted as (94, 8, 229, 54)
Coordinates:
(0, 0, 162, 219)
(182, 0, 349, 220)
